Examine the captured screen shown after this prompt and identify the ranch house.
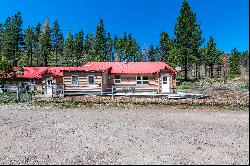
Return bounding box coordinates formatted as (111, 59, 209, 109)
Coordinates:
(1, 62, 177, 96)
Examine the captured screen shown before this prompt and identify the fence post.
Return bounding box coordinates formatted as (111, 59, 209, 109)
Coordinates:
(16, 83, 20, 102)
(45, 84, 47, 95)
(29, 82, 32, 101)
(112, 86, 114, 101)
(52, 85, 54, 98)
(62, 84, 65, 97)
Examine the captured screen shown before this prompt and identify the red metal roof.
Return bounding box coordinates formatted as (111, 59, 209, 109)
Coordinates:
(1, 62, 176, 79)
(47, 67, 64, 77)
(17, 67, 48, 79)
(87, 62, 177, 75)
(9, 65, 111, 79)
(12, 67, 64, 79)
(62, 65, 112, 72)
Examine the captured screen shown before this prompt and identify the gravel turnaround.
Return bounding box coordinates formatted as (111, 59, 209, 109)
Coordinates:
(0, 105, 249, 165)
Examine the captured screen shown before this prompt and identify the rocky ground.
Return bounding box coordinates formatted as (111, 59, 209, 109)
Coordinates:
(0, 104, 249, 165)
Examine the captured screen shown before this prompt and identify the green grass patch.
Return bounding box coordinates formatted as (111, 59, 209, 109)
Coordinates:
(240, 83, 249, 90)
(178, 82, 193, 90)
(226, 73, 240, 80)
(213, 77, 224, 82)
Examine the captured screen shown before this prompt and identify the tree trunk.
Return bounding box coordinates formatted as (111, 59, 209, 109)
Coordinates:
(55, 47, 58, 66)
(205, 65, 207, 78)
(30, 48, 33, 67)
(44, 52, 48, 67)
(210, 65, 214, 78)
(184, 57, 188, 81)
(195, 63, 199, 78)
(197, 64, 201, 78)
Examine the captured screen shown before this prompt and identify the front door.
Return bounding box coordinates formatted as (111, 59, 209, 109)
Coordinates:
(161, 76, 170, 93)
(45, 78, 53, 95)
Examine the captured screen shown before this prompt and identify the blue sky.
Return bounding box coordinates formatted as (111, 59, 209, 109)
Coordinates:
(0, 0, 249, 53)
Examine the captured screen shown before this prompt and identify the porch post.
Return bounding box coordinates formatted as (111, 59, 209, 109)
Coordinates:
(158, 74, 160, 93)
(101, 73, 103, 96)
(62, 84, 65, 97)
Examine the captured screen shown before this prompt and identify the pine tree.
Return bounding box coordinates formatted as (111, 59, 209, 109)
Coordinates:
(199, 46, 208, 77)
(0, 22, 13, 83)
(64, 30, 74, 66)
(74, 30, 84, 66)
(24, 26, 34, 66)
(94, 19, 107, 61)
(106, 32, 113, 62)
(113, 35, 121, 61)
(242, 51, 249, 69)
(124, 34, 133, 61)
(39, 17, 52, 66)
(133, 39, 142, 62)
(205, 37, 218, 78)
(154, 46, 160, 62)
(148, 45, 155, 62)
(51, 20, 63, 65)
(174, 0, 204, 80)
(12, 12, 24, 66)
(121, 33, 142, 62)
(141, 44, 149, 62)
(0, 12, 24, 78)
(113, 35, 126, 62)
(229, 48, 241, 75)
(0, 56, 13, 83)
(159, 32, 171, 62)
(57, 33, 64, 66)
(122, 32, 128, 60)
(84, 33, 95, 62)
(0, 24, 4, 55)
(33, 22, 41, 66)
(2, 17, 15, 66)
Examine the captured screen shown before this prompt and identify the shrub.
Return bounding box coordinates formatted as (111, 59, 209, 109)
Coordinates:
(226, 73, 239, 80)
(240, 83, 249, 90)
(179, 82, 193, 89)
(213, 77, 224, 82)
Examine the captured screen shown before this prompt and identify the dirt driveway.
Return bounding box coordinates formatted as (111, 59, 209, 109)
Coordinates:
(0, 104, 249, 165)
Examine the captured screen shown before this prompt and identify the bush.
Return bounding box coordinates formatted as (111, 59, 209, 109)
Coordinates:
(240, 83, 249, 90)
(179, 82, 193, 89)
(226, 73, 239, 80)
(213, 77, 224, 82)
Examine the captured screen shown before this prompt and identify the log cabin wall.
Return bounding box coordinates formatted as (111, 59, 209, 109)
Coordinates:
(101, 70, 109, 91)
(63, 71, 102, 94)
(42, 74, 63, 95)
(32, 79, 43, 93)
(159, 69, 176, 93)
(108, 74, 159, 93)
(4, 78, 43, 93)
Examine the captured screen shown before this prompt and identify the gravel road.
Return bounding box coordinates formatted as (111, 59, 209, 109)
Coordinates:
(0, 104, 249, 165)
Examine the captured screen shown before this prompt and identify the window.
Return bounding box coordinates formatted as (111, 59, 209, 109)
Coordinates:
(87, 75, 95, 85)
(162, 76, 168, 84)
(71, 75, 78, 85)
(136, 76, 149, 85)
(114, 75, 121, 84)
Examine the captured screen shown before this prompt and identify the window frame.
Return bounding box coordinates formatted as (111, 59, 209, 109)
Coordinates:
(114, 75, 121, 84)
(136, 76, 149, 85)
(71, 75, 79, 85)
(87, 75, 95, 85)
